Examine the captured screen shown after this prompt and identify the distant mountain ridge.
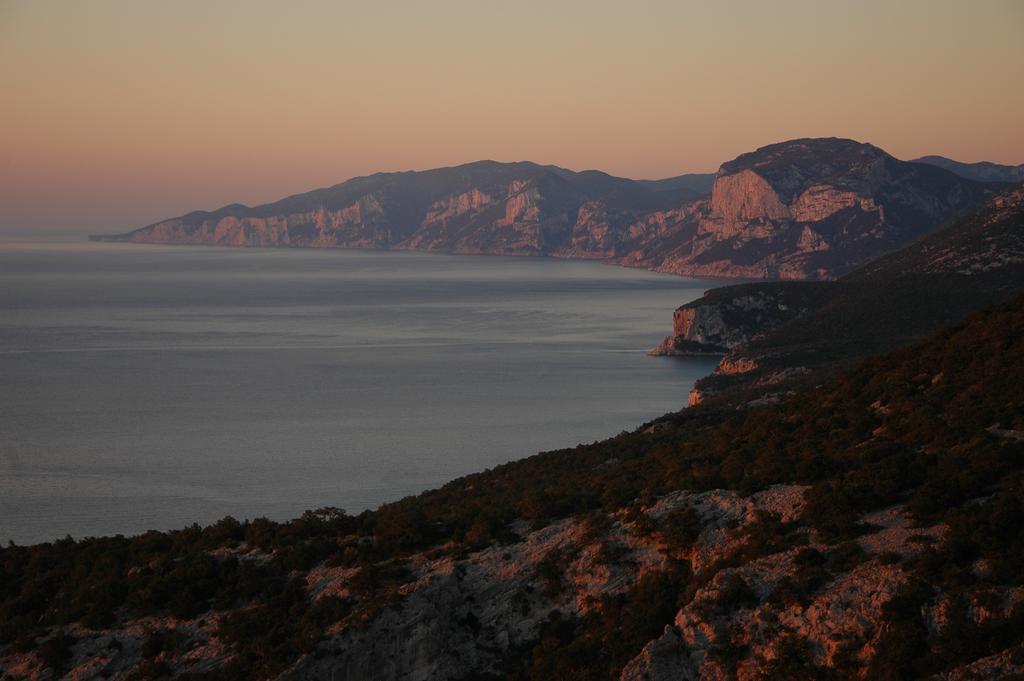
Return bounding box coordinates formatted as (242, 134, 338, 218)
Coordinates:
(634, 173, 717, 195)
(94, 138, 1003, 280)
(94, 161, 705, 258)
(911, 155, 1024, 183)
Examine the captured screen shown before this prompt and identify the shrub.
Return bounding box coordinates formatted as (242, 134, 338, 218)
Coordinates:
(661, 505, 703, 553)
(37, 633, 76, 674)
(712, 574, 759, 615)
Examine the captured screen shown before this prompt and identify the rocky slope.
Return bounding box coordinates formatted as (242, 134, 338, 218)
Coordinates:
(3, 294, 1023, 680)
(93, 139, 999, 280)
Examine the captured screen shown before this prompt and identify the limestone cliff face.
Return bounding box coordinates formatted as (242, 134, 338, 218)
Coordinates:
(121, 194, 393, 249)
(707, 169, 791, 226)
(626, 138, 994, 280)
(649, 283, 831, 356)
(647, 304, 745, 355)
(398, 180, 550, 255)
(92, 139, 997, 282)
(426, 188, 494, 222)
(554, 199, 675, 259)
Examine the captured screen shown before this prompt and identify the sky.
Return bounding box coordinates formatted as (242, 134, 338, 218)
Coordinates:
(2, 0, 1022, 236)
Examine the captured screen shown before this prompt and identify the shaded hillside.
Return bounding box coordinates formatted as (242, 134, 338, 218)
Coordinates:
(2, 293, 1023, 679)
(912, 155, 1024, 183)
(93, 139, 1000, 280)
(851, 187, 1024, 278)
(664, 187, 1024, 405)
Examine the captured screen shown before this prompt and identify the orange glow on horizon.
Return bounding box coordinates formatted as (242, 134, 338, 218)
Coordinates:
(1, 0, 1022, 234)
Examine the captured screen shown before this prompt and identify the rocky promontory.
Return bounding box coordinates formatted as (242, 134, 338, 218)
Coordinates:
(648, 282, 837, 355)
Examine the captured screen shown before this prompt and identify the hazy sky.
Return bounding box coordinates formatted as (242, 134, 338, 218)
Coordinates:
(2, 0, 1022, 235)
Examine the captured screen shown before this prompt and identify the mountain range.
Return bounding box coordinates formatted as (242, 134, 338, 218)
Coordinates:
(93, 138, 1010, 280)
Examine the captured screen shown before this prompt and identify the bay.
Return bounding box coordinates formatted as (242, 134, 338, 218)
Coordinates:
(0, 242, 719, 544)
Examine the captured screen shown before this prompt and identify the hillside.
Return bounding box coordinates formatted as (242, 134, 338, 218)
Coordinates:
(92, 139, 1000, 280)
(850, 187, 1024, 279)
(656, 186, 1024, 405)
(2, 293, 1023, 679)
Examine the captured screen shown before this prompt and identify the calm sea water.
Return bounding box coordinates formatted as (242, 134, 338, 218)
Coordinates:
(0, 242, 719, 544)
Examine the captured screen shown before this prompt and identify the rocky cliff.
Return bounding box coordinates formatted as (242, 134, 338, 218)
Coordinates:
(648, 282, 838, 355)
(93, 139, 999, 281)
(619, 138, 999, 280)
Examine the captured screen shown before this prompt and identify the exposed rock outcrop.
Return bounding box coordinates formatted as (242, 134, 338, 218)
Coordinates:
(288, 513, 670, 681)
(620, 502, 950, 681)
(3, 483, 971, 681)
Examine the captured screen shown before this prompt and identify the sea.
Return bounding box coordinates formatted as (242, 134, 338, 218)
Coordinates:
(0, 241, 720, 544)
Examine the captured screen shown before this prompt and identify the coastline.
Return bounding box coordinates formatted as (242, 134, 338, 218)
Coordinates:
(1, 243, 722, 546)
